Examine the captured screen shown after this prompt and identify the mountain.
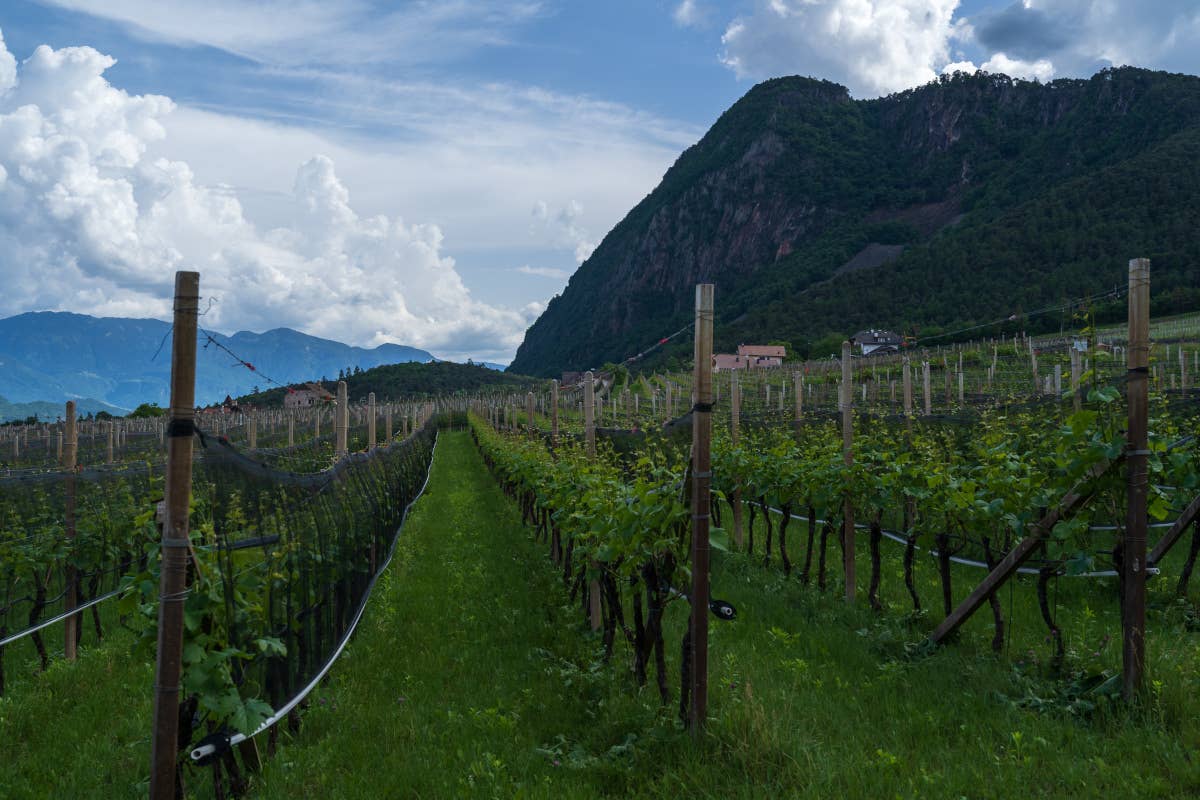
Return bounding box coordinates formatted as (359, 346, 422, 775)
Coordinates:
(0, 395, 125, 424)
(237, 360, 537, 408)
(0, 312, 433, 409)
(509, 67, 1200, 375)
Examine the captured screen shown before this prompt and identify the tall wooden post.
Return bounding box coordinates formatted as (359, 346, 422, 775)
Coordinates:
(336, 381, 348, 456)
(107, 421, 114, 464)
(583, 371, 601, 630)
(63, 401, 78, 660)
(903, 359, 913, 432)
(689, 283, 714, 734)
(841, 341, 855, 604)
(551, 380, 560, 444)
(731, 368, 743, 549)
(793, 371, 803, 427)
(1123, 257, 1150, 701)
(1181, 348, 1188, 397)
(386, 407, 393, 442)
(922, 361, 932, 416)
(368, 392, 377, 449)
(1071, 348, 1082, 412)
(149, 271, 200, 800)
(526, 392, 535, 437)
(248, 414, 257, 450)
(584, 372, 596, 458)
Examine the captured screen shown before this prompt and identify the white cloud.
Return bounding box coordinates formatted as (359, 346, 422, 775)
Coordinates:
(530, 200, 596, 264)
(0, 36, 533, 361)
(0, 30, 15, 93)
(151, 76, 695, 258)
(32, 0, 544, 67)
(720, 0, 962, 97)
(673, 0, 709, 28)
(940, 52, 1055, 82)
(516, 265, 569, 279)
(969, 1, 1200, 78)
(982, 52, 1054, 81)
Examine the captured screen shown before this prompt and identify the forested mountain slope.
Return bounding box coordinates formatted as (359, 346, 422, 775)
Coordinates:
(509, 68, 1200, 375)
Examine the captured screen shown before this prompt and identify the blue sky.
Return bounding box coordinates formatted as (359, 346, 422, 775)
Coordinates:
(0, 1, 1198, 363)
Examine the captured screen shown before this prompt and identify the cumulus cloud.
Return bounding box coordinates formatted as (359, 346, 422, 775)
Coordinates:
(720, 0, 962, 96)
(0, 35, 531, 360)
(942, 52, 1055, 82)
(968, 1, 1200, 78)
(531, 200, 596, 264)
(0, 30, 15, 93)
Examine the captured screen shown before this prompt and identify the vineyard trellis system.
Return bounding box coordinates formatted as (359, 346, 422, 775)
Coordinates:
(470, 258, 1200, 728)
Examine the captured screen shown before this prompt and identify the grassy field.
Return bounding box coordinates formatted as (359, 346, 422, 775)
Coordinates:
(3, 429, 1199, 797)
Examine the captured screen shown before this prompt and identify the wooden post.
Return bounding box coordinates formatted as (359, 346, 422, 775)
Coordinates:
(526, 392, 535, 437)
(582, 371, 601, 630)
(689, 283, 714, 734)
(1181, 347, 1188, 397)
(922, 361, 932, 416)
(287, 413, 295, 446)
(63, 401, 78, 660)
(386, 407, 393, 442)
(903, 359, 913, 431)
(1054, 364, 1062, 397)
(149, 271, 200, 800)
(1071, 348, 1082, 412)
(314, 406, 321, 443)
(551, 380, 560, 444)
(335, 381, 348, 456)
(841, 341, 855, 604)
(1124, 257, 1150, 701)
(248, 414, 257, 450)
(584, 372, 596, 458)
(793, 371, 803, 441)
(107, 421, 114, 464)
(365, 393, 375, 449)
(731, 368, 743, 549)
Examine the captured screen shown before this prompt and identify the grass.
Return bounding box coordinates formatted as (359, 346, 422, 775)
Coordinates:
(253, 429, 1200, 798)
(3, 428, 1200, 797)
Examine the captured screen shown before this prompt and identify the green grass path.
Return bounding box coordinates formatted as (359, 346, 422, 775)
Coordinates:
(253, 428, 661, 799)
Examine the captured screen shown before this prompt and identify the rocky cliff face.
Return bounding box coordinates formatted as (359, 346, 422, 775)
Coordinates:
(510, 68, 1200, 376)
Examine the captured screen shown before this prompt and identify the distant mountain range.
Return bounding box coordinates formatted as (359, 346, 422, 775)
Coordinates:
(510, 67, 1200, 375)
(0, 312, 433, 413)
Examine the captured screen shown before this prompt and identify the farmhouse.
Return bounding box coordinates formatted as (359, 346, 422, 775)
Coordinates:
(712, 344, 786, 371)
(851, 330, 903, 356)
(284, 382, 334, 409)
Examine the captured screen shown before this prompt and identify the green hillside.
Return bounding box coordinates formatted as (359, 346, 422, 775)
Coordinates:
(510, 67, 1200, 374)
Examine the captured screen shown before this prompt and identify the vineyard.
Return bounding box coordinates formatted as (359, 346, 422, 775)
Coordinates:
(2, 264, 1200, 797)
